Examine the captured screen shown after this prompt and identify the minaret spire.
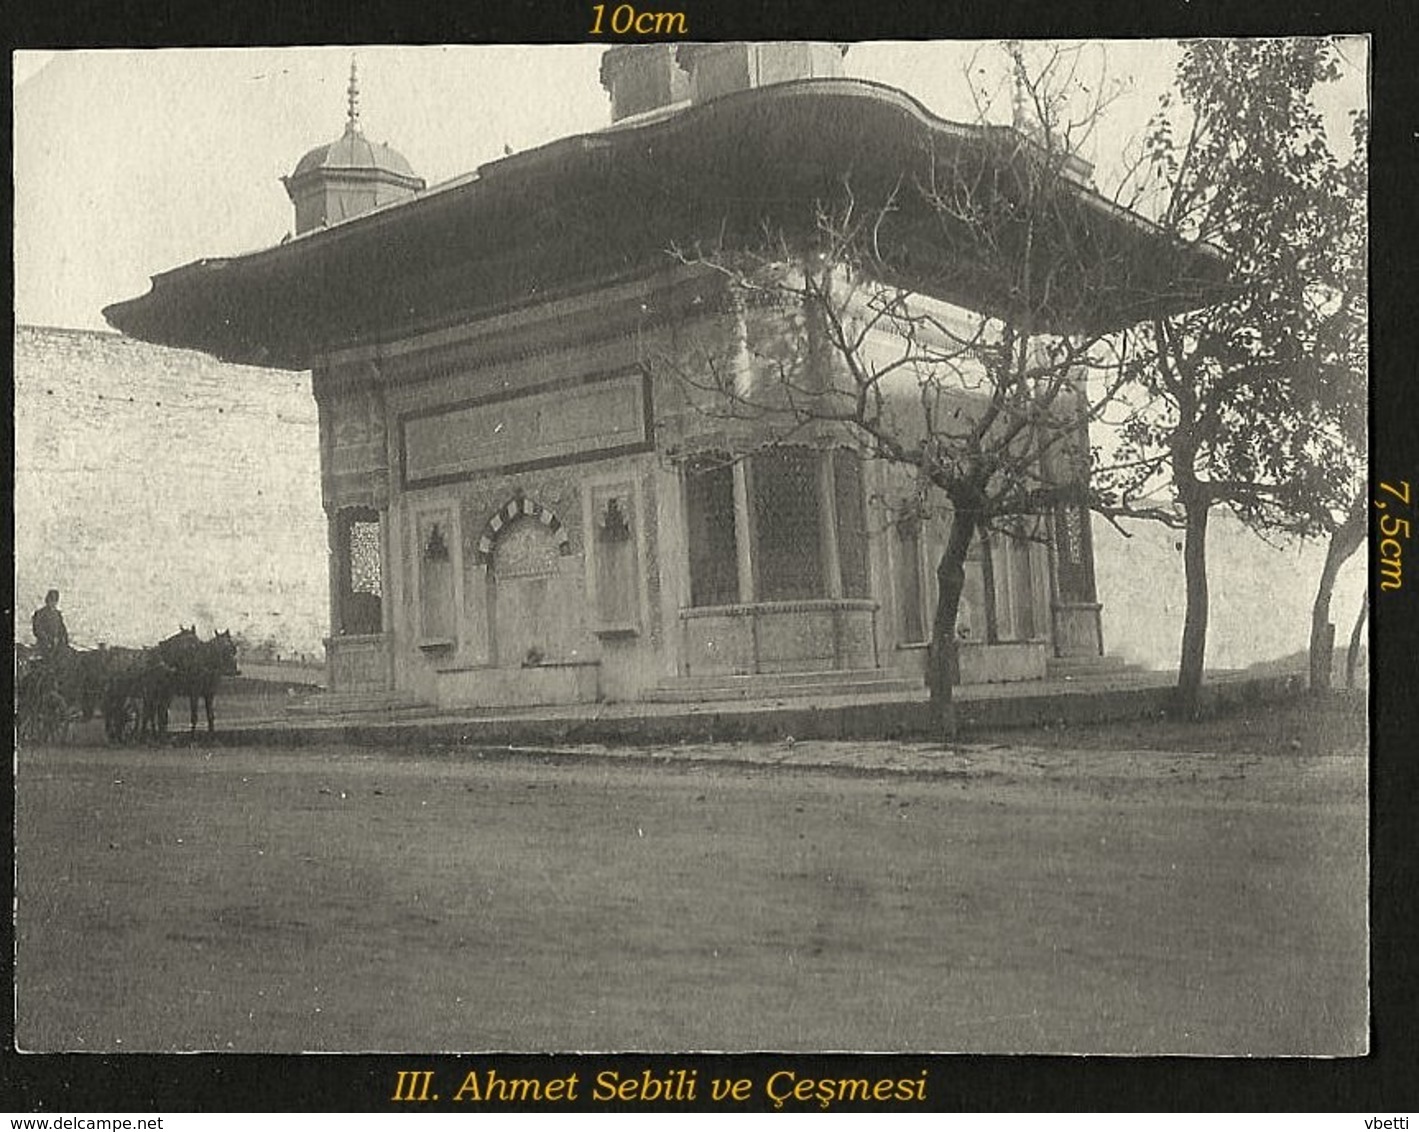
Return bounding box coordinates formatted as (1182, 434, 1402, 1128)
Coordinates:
(346, 55, 361, 134)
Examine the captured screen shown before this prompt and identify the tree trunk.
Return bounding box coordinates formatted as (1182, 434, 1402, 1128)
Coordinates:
(1174, 496, 1211, 719)
(1345, 590, 1368, 690)
(1309, 493, 1367, 694)
(926, 509, 979, 739)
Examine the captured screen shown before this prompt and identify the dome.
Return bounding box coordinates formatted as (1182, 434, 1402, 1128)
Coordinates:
(281, 59, 425, 235)
(291, 123, 419, 181)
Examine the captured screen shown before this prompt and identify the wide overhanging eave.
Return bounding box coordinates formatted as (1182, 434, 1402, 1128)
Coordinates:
(103, 78, 1226, 366)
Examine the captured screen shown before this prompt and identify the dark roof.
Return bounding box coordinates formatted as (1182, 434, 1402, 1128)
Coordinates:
(105, 77, 1226, 371)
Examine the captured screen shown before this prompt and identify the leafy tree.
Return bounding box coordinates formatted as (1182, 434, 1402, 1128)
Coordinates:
(1095, 38, 1364, 716)
(1305, 114, 1368, 693)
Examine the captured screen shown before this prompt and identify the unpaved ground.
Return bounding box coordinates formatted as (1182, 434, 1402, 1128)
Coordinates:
(14, 735, 1367, 1055)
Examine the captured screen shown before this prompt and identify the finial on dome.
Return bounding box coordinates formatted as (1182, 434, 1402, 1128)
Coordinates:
(346, 55, 361, 134)
(285, 54, 424, 235)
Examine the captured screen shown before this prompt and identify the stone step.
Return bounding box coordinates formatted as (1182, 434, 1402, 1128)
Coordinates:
(643, 669, 922, 704)
(286, 690, 430, 717)
(665, 667, 912, 691)
(1045, 654, 1139, 677)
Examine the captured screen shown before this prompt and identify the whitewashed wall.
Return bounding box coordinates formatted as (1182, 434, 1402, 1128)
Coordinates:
(1094, 512, 1368, 672)
(14, 326, 328, 656)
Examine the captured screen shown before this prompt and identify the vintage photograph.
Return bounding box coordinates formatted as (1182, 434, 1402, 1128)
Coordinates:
(13, 40, 1369, 1058)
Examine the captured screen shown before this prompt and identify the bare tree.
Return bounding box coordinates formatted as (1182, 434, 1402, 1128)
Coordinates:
(658, 44, 1215, 736)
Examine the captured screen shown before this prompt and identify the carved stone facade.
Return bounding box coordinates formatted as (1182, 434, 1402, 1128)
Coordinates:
(105, 50, 1213, 705)
(300, 265, 1081, 709)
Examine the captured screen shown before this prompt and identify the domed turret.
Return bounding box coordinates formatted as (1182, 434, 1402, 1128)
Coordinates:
(282, 58, 425, 235)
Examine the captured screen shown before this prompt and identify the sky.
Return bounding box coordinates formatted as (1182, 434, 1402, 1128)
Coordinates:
(13, 39, 1366, 334)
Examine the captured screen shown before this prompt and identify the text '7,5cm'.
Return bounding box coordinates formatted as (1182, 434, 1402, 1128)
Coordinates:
(1375, 480, 1409, 591)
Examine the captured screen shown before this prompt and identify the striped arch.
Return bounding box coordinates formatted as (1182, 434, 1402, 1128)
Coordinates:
(476, 495, 571, 562)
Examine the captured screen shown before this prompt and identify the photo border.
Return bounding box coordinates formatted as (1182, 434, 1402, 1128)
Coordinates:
(6, 0, 1415, 1112)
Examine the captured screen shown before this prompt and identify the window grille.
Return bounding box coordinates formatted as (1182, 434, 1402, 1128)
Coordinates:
(752, 448, 822, 601)
(339, 507, 382, 636)
(349, 519, 382, 595)
(833, 450, 869, 599)
(685, 458, 739, 607)
(895, 514, 925, 643)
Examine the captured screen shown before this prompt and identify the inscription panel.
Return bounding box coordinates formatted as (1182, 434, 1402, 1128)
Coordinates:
(402, 371, 649, 487)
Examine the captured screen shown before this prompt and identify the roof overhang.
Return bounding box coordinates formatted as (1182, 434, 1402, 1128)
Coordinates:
(104, 78, 1226, 371)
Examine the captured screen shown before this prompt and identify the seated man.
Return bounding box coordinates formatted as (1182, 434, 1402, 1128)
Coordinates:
(31, 589, 69, 658)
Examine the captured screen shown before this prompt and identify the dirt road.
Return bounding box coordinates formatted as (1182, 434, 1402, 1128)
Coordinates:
(14, 738, 1366, 1055)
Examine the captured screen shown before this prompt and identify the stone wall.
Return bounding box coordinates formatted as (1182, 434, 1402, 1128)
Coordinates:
(1093, 512, 1368, 672)
(14, 326, 327, 655)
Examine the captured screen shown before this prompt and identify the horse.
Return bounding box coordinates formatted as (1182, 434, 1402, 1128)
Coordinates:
(73, 648, 118, 721)
(156, 628, 241, 734)
(98, 647, 176, 743)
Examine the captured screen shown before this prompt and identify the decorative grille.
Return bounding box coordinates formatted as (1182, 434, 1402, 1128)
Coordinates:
(895, 514, 925, 643)
(494, 518, 561, 579)
(833, 451, 869, 599)
(1064, 506, 1085, 565)
(685, 459, 739, 607)
(752, 449, 822, 601)
(349, 519, 382, 596)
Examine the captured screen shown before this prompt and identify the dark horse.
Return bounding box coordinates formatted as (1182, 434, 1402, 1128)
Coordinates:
(156, 627, 241, 734)
(97, 646, 177, 743)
